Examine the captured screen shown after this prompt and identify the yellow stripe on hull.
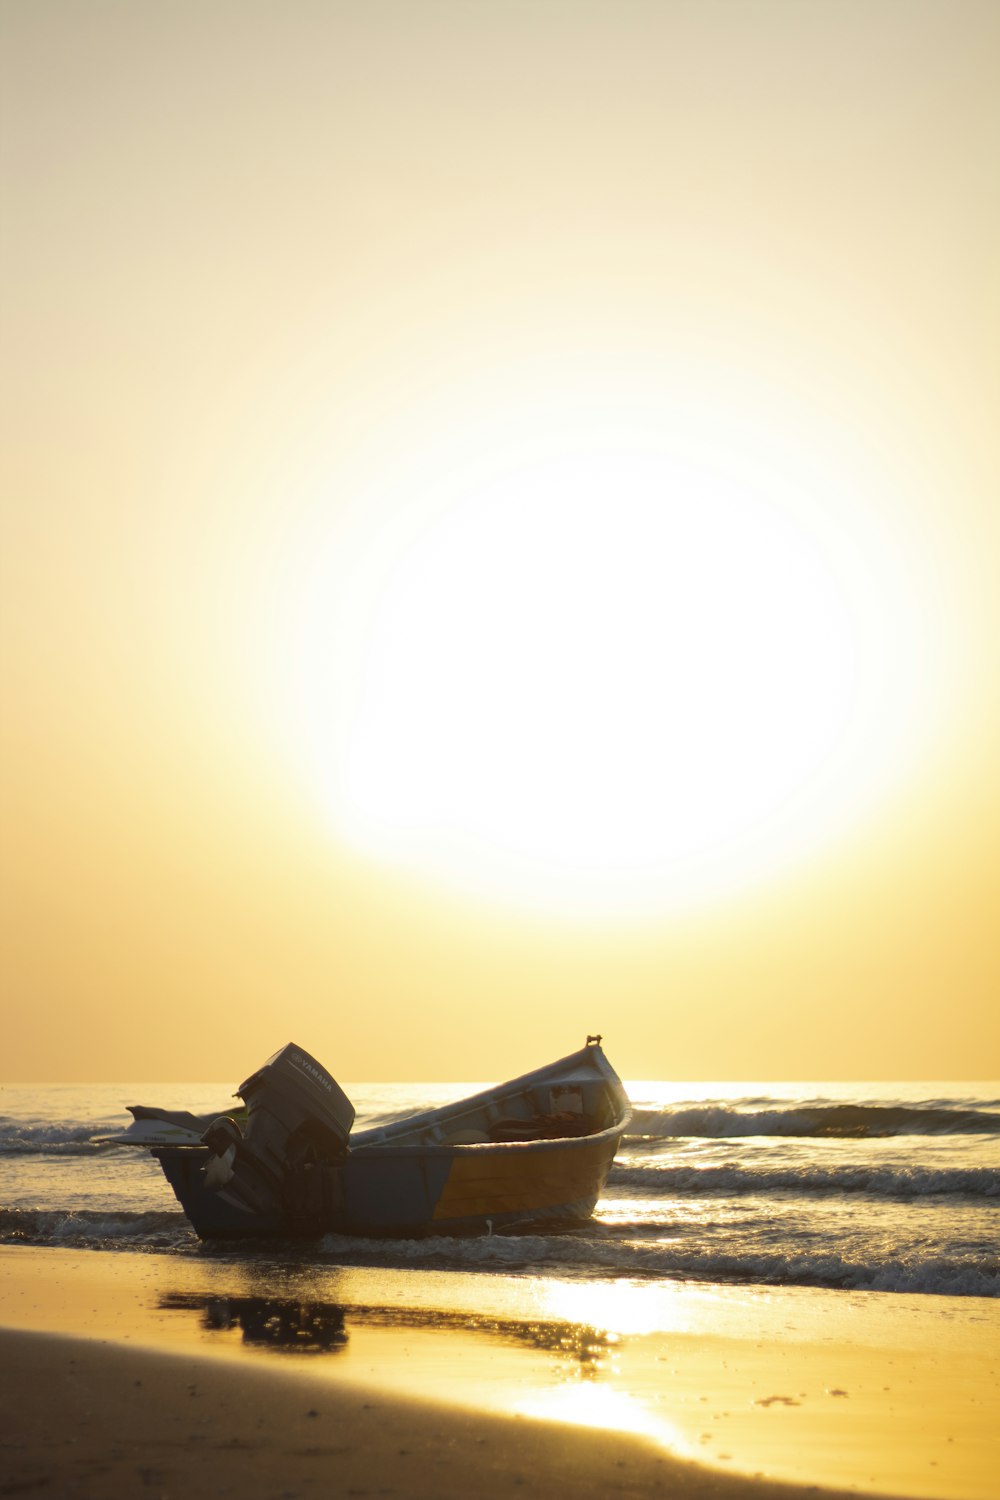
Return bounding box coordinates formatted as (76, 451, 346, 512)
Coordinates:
(433, 1132, 620, 1222)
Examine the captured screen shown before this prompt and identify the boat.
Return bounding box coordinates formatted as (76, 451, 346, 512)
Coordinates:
(127, 1037, 630, 1241)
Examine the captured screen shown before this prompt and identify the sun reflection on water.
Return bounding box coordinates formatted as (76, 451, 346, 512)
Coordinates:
(531, 1275, 703, 1339)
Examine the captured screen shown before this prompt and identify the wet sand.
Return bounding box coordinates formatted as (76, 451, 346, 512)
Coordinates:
(1, 1247, 997, 1500)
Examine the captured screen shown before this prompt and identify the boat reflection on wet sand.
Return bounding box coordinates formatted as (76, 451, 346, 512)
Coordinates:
(157, 1291, 616, 1373)
(159, 1292, 348, 1353)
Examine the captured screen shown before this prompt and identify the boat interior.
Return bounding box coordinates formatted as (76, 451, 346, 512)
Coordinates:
(353, 1072, 625, 1150)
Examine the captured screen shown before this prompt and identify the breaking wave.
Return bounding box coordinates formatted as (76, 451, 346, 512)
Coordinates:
(312, 1230, 999, 1299)
(0, 1207, 192, 1251)
(607, 1161, 1000, 1199)
(3, 1205, 995, 1300)
(627, 1101, 1000, 1140)
(0, 1121, 127, 1156)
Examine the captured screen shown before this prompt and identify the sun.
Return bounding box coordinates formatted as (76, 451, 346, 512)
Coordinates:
(279, 374, 931, 920)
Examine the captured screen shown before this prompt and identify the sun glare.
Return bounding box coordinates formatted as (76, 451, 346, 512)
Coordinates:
(514, 1382, 690, 1455)
(279, 371, 933, 920)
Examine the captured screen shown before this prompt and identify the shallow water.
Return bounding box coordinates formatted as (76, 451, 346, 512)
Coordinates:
(2, 1078, 996, 1298)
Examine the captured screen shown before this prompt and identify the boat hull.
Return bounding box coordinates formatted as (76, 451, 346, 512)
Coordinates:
(154, 1121, 624, 1240)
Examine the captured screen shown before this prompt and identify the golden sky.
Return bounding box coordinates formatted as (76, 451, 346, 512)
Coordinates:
(2, 1, 998, 1082)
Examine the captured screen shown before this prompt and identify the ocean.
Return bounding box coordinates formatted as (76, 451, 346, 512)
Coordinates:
(2, 1077, 997, 1301)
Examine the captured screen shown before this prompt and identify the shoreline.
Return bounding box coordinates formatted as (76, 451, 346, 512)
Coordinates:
(1, 1246, 997, 1500)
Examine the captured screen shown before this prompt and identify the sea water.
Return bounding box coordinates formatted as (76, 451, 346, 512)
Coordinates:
(1, 1079, 997, 1299)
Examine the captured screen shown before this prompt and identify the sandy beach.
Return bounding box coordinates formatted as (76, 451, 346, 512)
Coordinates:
(0, 1325, 869, 1500)
(1, 1248, 997, 1500)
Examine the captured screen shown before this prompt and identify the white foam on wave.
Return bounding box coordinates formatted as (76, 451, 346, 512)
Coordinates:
(49, 1210, 185, 1241)
(0, 1207, 190, 1248)
(312, 1227, 999, 1298)
(627, 1100, 1000, 1139)
(608, 1161, 1000, 1198)
(0, 1123, 124, 1156)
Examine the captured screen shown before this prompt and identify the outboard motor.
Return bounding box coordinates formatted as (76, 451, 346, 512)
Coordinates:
(201, 1044, 355, 1228)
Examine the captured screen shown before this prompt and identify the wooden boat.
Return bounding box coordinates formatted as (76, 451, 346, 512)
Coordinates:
(145, 1038, 630, 1241)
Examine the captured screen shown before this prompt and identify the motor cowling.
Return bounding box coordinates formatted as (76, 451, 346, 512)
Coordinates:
(201, 1044, 355, 1225)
